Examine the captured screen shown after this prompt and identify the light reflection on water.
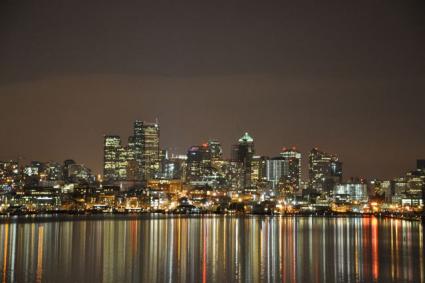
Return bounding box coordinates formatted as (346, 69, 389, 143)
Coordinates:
(0, 216, 423, 283)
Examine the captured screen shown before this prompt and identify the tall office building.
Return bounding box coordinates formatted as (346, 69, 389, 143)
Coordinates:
(131, 120, 160, 180)
(280, 147, 302, 190)
(117, 146, 129, 180)
(164, 154, 187, 180)
(232, 132, 255, 190)
(186, 144, 212, 183)
(131, 120, 144, 179)
(103, 135, 121, 181)
(103, 121, 160, 182)
(208, 140, 223, 162)
(309, 148, 342, 193)
(266, 157, 284, 189)
(141, 122, 160, 180)
(125, 137, 138, 181)
(251, 155, 268, 186)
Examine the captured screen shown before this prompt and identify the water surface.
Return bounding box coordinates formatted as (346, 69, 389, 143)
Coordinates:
(0, 215, 423, 283)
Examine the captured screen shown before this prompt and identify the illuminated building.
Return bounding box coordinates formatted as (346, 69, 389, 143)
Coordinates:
(103, 135, 121, 181)
(334, 182, 368, 203)
(141, 122, 160, 180)
(124, 139, 138, 181)
(147, 179, 183, 194)
(23, 161, 43, 177)
(280, 147, 302, 190)
(159, 149, 168, 177)
(164, 154, 187, 180)
(231, 132, 255, 191)
(208, 140, 223, 162)
(63, 159, 76, 183)
(392, 164, 425, 206)
(104, 120, 160, 182)
(309, 148, 342, 193)
(0, 160, 21, 189)
(23, 161, 45, 187)
(131, 120, 160, 180)
(117, 146, 129, 180)
(45, 162, 63, 181)
(68, 164, 95, 184)
(132, 120, 144, 179)
(220, 161, 241, 189)
(266, 157, 284, 189)
(264, 148, 301, 192)
(251, 155, 268, 186)
(186, 144, 211, 183)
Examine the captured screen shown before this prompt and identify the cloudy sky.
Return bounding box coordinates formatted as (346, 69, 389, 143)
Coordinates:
(1, 0, 424, 179)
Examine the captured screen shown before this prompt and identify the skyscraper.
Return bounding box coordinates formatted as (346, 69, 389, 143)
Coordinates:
(103, 135, 121, 181)
(131, 120, 160, 180)
(232, 132, 255, 191)
(141, 122, 160, 180)
(186, 144, 211, 183)
(280, 147, 302, 190)
(251, 155, 268, 186)
(309, 148, 343, 193)
(266, 157, 284, 189)
(208, 140, 223, 162)
(131, 120, 144, 180)
(117, 146, 129, 180)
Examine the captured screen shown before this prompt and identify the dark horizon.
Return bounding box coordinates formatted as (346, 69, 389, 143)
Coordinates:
(1, 0, 424, 180)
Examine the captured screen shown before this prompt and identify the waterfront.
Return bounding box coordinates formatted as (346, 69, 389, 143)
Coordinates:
(0, 215, 424, 283)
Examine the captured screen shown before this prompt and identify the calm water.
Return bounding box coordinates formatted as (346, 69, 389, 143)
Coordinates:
(0, 215, 423, 283)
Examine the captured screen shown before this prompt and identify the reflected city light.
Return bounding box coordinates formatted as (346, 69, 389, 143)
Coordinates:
(0, 216, 423, 283)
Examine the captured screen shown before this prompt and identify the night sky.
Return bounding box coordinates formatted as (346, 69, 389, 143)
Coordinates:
(1, 0, 424, 180)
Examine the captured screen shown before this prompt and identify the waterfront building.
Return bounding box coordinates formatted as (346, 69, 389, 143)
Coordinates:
(334, 182, 368, 203)
(392, 165, 425, 206)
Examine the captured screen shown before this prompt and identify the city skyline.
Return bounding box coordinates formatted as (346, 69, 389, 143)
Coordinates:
(1, 119, 423, 185)
(1, 2, 424, 282)
(0, 118, 423, 181)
